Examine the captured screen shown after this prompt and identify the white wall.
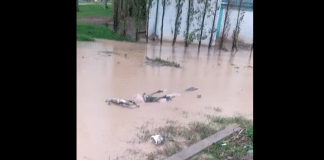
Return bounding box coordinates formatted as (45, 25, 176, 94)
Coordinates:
(148, 0, 253, 45)
(218, 8, 253, 44)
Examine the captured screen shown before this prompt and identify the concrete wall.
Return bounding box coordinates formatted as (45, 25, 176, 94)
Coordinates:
(148, 0, 253, 45)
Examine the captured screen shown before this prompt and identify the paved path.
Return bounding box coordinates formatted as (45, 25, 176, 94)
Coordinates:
(165, 125, 241, 160)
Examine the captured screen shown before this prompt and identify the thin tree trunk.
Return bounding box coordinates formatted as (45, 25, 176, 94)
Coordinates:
(154, 0, 160, 36)
(123, 0, 127, 36)
(248, 43, 253, 64)
(146, 0, 152, 42)
(160, 0, 166, 45)
(208, 0, 219, 49)
(219, 0, 231, 50)
(231, 0, 242, 56)
(172, 0, 181, 46)
(198, 0, 208, 52)
(113, 0, 119, 32)
(185, 0, 192, 47)
(135, 0, 140, 41)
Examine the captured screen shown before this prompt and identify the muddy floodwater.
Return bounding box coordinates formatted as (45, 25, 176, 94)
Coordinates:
(77, 39, 253, 160)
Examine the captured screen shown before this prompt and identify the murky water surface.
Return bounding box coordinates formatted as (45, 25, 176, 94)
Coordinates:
(77, 39, 253, 160)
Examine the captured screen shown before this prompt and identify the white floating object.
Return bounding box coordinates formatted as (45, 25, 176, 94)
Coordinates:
(151, 135, 164, 145)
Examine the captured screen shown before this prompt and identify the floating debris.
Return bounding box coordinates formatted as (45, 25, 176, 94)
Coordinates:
(185, 87, 198, 92)
(151, 135, 164, 145)
(145, 56, 180, 68)
(105, 98, 140, 109)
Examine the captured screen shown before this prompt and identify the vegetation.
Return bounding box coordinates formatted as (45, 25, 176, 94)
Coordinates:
(208, 0, 219, 49)
(145, 56, 181, 68)
(231, 0, 245, 57)
(77, 22, 133, 41)
(146, 0, 154, 42)
(77, 3, 113, 18)
(136, 115, 253, 160)
(77, 2, 133, 41)
(197, 0, 212, 52)
(160, 0, 171, 44)
(172, 0, 185, 46)
(184, 0, 195, 47)
(219, 0, 232, 50)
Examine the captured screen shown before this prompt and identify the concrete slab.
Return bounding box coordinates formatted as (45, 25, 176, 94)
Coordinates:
(165, 125, 241, 160)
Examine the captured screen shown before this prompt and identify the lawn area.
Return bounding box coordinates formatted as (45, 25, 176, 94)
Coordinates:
(77, 22, 133, 41)
(77, 3, 113, 18)
(77, 3, 133, 42)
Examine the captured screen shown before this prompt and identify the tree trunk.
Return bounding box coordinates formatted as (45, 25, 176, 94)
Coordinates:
(172, 0, 181, 46)
(231, 0, 243, 56)
(160, 0, 166, 45)
(153, 0, 160, 36)
(113, 0, 119, 32)
(208, 0, 219, 49)
(198, 0, 208, 52)
(185, 0, 192, 47)
(146, 0, 152, 42)
(219, 0, 231, 50)
(122, 0, 127, 36)
(248, 43, 253, 64)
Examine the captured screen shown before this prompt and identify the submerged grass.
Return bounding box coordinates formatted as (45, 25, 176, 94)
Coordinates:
(137, 116, 253, 160)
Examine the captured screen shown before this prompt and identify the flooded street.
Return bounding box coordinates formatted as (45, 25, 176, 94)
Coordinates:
(77, 39, 253, 160)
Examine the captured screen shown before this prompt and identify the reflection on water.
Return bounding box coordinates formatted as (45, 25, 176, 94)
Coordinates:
(77, 39, 253, 160)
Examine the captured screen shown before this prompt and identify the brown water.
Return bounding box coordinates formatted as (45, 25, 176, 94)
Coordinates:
(77, 39, 253, 160)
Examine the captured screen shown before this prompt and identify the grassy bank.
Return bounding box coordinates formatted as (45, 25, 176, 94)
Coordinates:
(136, 115, 253, 160)
(77, 3, 132, 41)
(77, 3, 113, 18)
(77, 22, 133, 41)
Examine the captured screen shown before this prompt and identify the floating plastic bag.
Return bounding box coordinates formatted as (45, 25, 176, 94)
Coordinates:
(151, 135, 164, 145)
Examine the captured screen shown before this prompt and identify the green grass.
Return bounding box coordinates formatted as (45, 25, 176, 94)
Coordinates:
(192, 116, 253, 160)
(138, 116, 253, 160)
(77, 3, 113, 18)
(77, 22, 133, 41)
(77, 33, 94, 41)
(76, 4, 132, 42)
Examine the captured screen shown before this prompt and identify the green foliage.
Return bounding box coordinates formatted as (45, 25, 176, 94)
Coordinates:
(77, 34, 94, 41)
(132, 0, 147, 28)
(184, 0, 195, 45)
(242, 127, 253, 141)
(193, 0, 213, 42)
